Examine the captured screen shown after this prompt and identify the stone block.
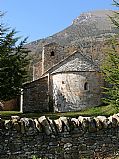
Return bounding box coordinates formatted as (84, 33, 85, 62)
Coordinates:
(4, 120, 12, 130)
(108, 116, 117, 128)
(54, 118, 62, 132)
(38, 116, 52, 135)
(78, 116, 90, 130)
(97, 116, 109, 129)
(94, 117, 103, 130)
(34, 119, 42, 132)
(59, 117, 70, 132)
(113, 114, 119, 126)
(71, 118, 80, 127)
(47, 118, 57, 135)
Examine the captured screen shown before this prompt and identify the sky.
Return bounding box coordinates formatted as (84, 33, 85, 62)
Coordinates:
(0, 0, 118, 43)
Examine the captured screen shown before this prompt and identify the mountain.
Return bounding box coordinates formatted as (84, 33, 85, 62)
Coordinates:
(26, 10, 118, 80)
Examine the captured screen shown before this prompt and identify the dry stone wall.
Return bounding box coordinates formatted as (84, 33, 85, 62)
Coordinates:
(1, 114, 119, 158)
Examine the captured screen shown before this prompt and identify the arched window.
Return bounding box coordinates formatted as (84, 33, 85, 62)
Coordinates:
(50, 51, 55, 56)
(84, 82, 89, 91)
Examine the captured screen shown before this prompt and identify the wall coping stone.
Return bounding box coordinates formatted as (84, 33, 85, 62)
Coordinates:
(1, 114, 119, 135)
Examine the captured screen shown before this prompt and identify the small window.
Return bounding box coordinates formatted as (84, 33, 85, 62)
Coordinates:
(50, 51, 55, 56)
(62, 81, 65, 84)
(84, 82, 89, 90)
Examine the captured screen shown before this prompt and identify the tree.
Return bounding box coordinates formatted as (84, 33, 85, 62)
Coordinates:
(101, 0, 119, 111)
(0, 12, 30, 101)
(101, 38, 119, 110)
(110, 0, 119, 29)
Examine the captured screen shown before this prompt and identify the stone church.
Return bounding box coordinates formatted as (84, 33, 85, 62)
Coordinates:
(23, 42, 104, 113)
(22, 10, 118, 113)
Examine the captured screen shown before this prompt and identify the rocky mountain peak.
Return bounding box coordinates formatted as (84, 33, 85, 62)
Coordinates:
(72, 10, 113, 25)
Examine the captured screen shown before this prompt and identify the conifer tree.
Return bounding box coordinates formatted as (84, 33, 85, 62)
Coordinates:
(101, 0, 119, 111)
(0, 12, 30, 101)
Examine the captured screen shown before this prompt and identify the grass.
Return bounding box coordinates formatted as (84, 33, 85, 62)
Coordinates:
(0, 104, 117, 119)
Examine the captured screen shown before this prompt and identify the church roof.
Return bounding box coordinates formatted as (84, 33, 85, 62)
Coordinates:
(42, 51, 99, 77)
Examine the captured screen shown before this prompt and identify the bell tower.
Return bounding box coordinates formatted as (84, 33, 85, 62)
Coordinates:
(42, 42, 65, 75)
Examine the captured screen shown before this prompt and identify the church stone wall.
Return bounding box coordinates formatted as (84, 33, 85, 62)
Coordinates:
(42, 43, 68, 74)
(23, 77, 49, 113)
(52, 72, 104, 112)
(33, 61, 42, 80)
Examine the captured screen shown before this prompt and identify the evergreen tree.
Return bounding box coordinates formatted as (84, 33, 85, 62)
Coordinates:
(101, 0, 119, 111)
(0, 12, 30, 101)
(101, 38, 119, 110)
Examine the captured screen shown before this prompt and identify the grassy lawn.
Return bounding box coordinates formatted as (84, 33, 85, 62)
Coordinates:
(0, 104, 117, 119)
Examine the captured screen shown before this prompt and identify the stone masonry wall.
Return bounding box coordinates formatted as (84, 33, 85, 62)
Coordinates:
(1, 114, 119, 159)
(42, 43, 69, 74)
(23, 77, 49, 113)
(52, 72, 104, 112)
(33, 61, 42, 80)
